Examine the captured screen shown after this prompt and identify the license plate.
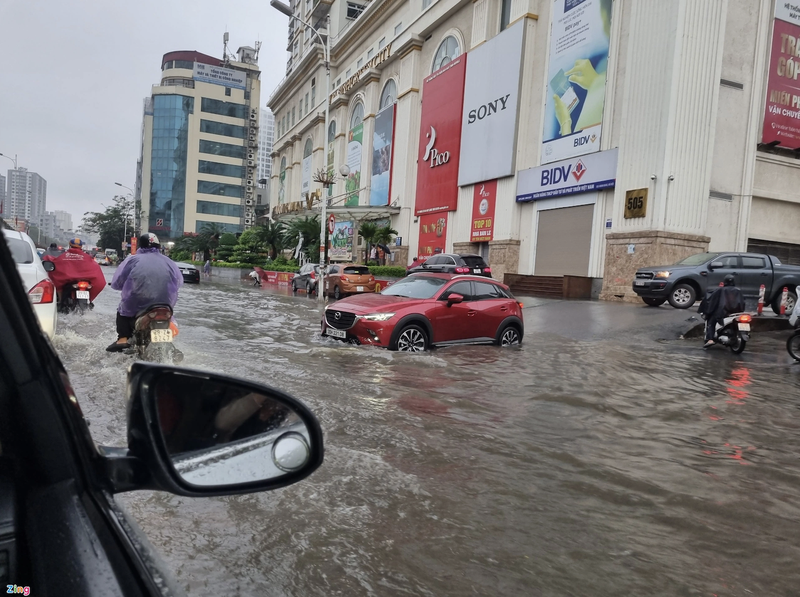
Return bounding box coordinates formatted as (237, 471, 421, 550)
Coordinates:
(326, 327, 346, 339)
(634, 280, 646, 286)
(474, 269, 481, 274)
(76, 291, 90, 300)
(357, 286, 364, 292)
(150, 329, 173, 343)
(738, 323, 750, 331)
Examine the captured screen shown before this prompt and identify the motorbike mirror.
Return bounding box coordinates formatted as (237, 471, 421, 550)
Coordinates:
(447, 293, 464, 305)
(709, 261, 724, 270)
(42, 260, 55, 272)
(119, 363, 324, 497)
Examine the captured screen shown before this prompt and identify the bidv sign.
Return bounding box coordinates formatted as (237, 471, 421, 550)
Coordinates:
(516, 148, 619, 202)
(540, 160, 587, 185)
(423, 126, 450, 168)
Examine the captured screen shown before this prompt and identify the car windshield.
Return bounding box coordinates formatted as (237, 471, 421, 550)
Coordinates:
(343, 266, 370, 275)
(7, 238, 34, 264)
(461, 256, 487, 268)
(381, 275, 448, 298)
(675, 252, 720, 266)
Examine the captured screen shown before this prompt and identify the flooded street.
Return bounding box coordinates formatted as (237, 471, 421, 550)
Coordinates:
(54, 270, 800, 597)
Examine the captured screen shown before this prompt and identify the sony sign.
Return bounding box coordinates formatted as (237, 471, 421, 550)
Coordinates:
(458, 21, 524, 187)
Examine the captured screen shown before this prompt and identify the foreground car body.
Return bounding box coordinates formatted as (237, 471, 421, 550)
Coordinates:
(321, 273, 524, 351)
(3, 229, 58, 339)
(174, 261, 200, 284)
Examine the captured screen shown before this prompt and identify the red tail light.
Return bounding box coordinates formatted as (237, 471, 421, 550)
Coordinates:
(484, 267, 492, 273)
(369, 275, 375, 282)
(455, 267, 470, 273)
(29, 279, 55, 304)
(737, 314, 752, 323)
(341, 276, 349, 282)
(77, 281, 91, 290)
(518, 302, 525, 309)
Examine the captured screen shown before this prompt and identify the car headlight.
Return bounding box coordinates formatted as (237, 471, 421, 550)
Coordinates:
(360, 313, 395, 321)
(654, 271, 671, 279)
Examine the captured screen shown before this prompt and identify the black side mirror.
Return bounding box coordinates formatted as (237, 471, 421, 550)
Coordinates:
(42, 260, 55, 272)
(104, 363, 324, 497)
(709, 261, 724, 270)
(447, 293, 464, 306)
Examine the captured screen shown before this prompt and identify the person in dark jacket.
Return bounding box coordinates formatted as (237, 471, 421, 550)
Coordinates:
(698, 274, 746, 347)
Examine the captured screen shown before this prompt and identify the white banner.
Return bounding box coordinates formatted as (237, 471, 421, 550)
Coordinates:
(458, 21, 524, 186)
(301, 155, 312, 197)
(776, 1, 800, 26)
(193, 63, 247, 90)
(516, 148, 618, 201)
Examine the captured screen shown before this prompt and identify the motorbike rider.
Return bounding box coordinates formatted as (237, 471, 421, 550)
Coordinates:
(42, 242, 62, 260)
(46, 238, 106, 310)
(698, 274, 746, 348)
(107, 232, 183, 352)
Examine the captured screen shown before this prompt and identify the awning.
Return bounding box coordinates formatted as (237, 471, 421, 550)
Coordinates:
(271, 204, 400, 223)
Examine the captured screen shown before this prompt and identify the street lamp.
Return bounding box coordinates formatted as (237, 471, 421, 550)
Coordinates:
(0, 153, 18, 169)
(270, 0, 331, 304)
(115, 182, 137, 237)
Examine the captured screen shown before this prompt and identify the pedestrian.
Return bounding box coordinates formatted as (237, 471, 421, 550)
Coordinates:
(203, 259, 211, 278)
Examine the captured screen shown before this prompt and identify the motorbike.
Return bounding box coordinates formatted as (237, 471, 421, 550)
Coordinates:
(706, 312, 752, 354)
(130, 305, 184, 364)
(58, 280, 94, 314)
(786, 286, 800, 361)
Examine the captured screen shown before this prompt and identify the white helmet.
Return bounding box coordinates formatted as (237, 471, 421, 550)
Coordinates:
(140, 232, 160, 248)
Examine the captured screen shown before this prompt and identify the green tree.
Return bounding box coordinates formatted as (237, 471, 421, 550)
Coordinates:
(258, 221, 287, 260)
(359, 221, 379, 265)
(82, 195, 134, 254)
(374, 225, 398, 265)
(284, 216, 320, 261)
(216, 232, 238, 262)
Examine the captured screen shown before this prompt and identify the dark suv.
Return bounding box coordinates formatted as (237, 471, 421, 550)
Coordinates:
(406, 253, 492, 277)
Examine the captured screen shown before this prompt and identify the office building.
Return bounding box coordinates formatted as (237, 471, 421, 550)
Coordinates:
(257, 108, 275, 212)
(5, 168, 46, 227)
(0, 174, 6, 219)
(138, 41, 262, 238)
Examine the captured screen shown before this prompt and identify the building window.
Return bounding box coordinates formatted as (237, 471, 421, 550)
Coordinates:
(500, 0, 512, 30)
(379, 37, 386, 49)
(357, 58, 363, 69)
(304, 137, 313, 158)
(292, 107, 296, 125)
(432, 35, 461, 72)
(200, 119, 247, 139)
(350, 102, 364, 129)
(199, 139, 246, 159)
(197, 180, 244, 198)
(368, 49, 374, 59)
(225, 88, 231, 96)
(380, 79, 397, 109)
(394, 22, 402, 35)
(336, 77, 341, 87)
(201, 98, 247, 119)
(299, 99, 303, 119)
(305, 92, 309, 113)
(196, 200, 242, 218)
(195, 220, 242, 234)
(346, 69, 351, 79)
(198, 160, 245, 179)
(328, 120, 336, 143)
(346, 2, 365, 19)
(311, 79, 316, 105)
(173, 60, 194, 69)
(423, 0, 432, 8)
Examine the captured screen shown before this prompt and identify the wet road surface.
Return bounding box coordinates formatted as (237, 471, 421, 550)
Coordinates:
(53, 271, 800, 596)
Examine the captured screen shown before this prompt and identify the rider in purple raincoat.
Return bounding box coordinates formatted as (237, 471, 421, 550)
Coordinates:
(106, 233, 183, 352)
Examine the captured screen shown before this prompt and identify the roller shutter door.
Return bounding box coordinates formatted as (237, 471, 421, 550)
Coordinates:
(534, 205, 594, 276)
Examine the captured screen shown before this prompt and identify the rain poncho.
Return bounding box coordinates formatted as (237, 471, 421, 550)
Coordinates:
(111, 248, 183, 316)
(47, 248, 106, 302)
(698, 286, 746, 320)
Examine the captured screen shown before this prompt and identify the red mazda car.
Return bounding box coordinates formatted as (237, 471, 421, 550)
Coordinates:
(321, 273, 524, 351)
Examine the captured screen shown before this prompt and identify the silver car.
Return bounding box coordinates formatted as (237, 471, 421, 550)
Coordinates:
(292, 263, 320, 294)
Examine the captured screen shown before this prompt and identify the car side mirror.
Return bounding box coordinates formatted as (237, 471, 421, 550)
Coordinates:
(106, 363, 324, 497)
(447, 293, 464, 305)
(709, 261, 724, 270)
(42, 260, 55, 272)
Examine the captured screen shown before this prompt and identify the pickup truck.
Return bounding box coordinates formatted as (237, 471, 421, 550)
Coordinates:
(632, 252, 800, 312)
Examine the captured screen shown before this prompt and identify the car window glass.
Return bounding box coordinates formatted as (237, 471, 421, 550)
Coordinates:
(474, 281, 503, 299)
(344, 266, 370, 275)
(424, 256, 440, 266)
(443, 256, 457, 265)
(382, 275, 448, 298)
(7, 238, 33, 264)
(329, 266, 338, 274)
(741, 257, 766, 269)
(441, 281, 472, 300)
(676, 252, 721, 266)
(461, 256, 487, 268)
(718, 255, 739, 268)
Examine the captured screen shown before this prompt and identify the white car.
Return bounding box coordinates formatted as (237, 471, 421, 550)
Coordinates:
(3, 229, 58, 339)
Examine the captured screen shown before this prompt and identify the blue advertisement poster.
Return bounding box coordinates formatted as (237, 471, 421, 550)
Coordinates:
(369, 105, 395, 206)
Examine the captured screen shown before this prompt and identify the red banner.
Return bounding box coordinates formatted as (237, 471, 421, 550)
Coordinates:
(417, 213, 448, 257)
(414, 57, 467, 216)
(763, 18, 800, 146)
(470, 179, 497, 242)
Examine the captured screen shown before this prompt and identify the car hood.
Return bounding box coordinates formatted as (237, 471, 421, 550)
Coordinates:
(636, 264, 698, 273)
(329, 294, 429, 314)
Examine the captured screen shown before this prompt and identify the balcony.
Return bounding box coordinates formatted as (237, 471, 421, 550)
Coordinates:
(311, 0, 333, 20)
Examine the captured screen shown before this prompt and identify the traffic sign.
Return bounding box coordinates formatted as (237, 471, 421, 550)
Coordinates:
(328, 214, 336, 234)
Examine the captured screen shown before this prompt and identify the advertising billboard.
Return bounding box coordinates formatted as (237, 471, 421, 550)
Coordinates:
(762, 4, 800, 147)
(330, 220, 354, 261)
(458, 21, 524, 186)
(345, 124, 363, 207)
(370, 105, 396, 206)
(414, 57, 467, 215)
(193, 63, 247, 90)
(542, 0, 613, 164)
(471, 180, 497, 242)
(516, 147, 618, 202)
(301, 155, 312, 198)
(417, 213, 448, 257)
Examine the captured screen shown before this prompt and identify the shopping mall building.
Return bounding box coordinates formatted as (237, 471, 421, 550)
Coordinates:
(267, 0, 800, 300)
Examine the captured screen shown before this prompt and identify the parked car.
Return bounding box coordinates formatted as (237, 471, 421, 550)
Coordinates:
(3, 229, 58, 339)
(321, 273, 524, 351)
(95, 254, 111, 266)
(292, 263, 320, 294)
(0, 232, 324, 595)
(325, 263, 377, 299)
(174, 261, 200, 284)
(406, 253, 492, 277)
(632, 251, 800, 311)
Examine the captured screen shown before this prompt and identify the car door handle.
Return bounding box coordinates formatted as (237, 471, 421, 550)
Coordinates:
(467, 311, 476, 316)
(500, 306, 509, 311)
(761, 272, 769, 276)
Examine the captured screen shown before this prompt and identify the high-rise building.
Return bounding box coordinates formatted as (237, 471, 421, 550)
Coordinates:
(6, 168, 46, 225)
(257, 108, 275, 209)
(0, 174, 6, 219)
(54, 210, 73, 233)
(138, 42, 262, 238)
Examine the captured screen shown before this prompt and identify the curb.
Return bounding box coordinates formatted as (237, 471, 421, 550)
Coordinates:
(681, 316, 793, 339)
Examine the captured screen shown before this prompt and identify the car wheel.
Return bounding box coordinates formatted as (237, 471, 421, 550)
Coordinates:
(291, 281, 298, 293)
(787, 330, 800, 361)
(497, 324, 522, 346)
(307, 281, 314, 295)
(394, 325, 428, 352)
(642, 297, 667, 307)
(771, 290, 798, 315)
(668, 284, 696, 309)
(334, 285, 341, 300)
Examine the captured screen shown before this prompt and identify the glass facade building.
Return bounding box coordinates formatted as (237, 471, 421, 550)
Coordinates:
(197, 200, 242, 218)
(149, 95, 193, 235)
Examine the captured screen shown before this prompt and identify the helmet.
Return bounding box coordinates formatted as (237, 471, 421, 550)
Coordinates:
(723, 274, 736, 286)
(49, 243, 58, 250)
(69, 238, 83, 248)
(139, 233, 160, 248)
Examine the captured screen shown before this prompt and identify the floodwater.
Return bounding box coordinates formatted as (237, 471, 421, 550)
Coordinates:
(54, 270, 800, 597)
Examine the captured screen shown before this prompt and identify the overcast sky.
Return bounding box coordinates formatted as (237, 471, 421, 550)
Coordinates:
(0, 0, 288, 228)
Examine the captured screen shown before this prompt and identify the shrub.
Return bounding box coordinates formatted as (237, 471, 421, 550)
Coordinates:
(368, 266, 405, 278)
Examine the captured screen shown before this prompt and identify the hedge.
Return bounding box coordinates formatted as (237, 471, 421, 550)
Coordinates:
(188, 261, 406, 278)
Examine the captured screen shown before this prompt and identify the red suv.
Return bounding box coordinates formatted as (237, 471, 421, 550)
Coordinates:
(321, 273, 524, 351)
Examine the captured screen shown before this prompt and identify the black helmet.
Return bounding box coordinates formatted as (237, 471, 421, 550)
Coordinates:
(723, 274, 736, 286)
(48, 243, 57, 249)
(139, 232, 160, 248)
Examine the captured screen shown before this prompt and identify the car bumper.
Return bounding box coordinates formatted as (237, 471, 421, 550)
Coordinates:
(182, 271, 200, 284)
(631, 280, 670, 296)
(320, 318, 391, 347)
(32, 301, 57, 339)
(338, 282, 378, 294)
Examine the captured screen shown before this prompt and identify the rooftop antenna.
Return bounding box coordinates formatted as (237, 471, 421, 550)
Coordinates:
(223, 31, 230, 65)
(254, 40, 262, 61)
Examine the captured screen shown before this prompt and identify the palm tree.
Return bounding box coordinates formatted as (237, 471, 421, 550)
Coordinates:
(284, 216, 320, 261)
(374, 225, 398, 265)
(257, 221, 286, 260)
(359, 221, 379, 264)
